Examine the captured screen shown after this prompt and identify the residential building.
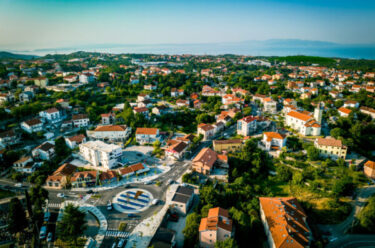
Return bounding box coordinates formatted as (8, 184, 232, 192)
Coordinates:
(79, 73, 95, 84)
(199, 207, 233, 248)
(0, 130, 20, 146)
(13, 156, 34, 174)
(169, 186, 194, 215)
(285, 110, 321, 136)
(19, 91, 34, 102)
(45, 163, 77, 189)
(99, 170, 118, 185)
(65, 134, 86, 149)
(338, 107, 352, 117)
(101, 112, 117, 125)
(192, 148, 217, 175)
(39, 108, 62, 124)
(262, 132, 286, 151)
(32, 141, 55, 160)
(79, 140, 122, 170)
(87, 125, 131, 143)
(71, 170, 97, 188)
(152, 105, 169, 116)
(135, 128, 160, 144)
(118, 162, 149, 177)
(34, 77, 49, 87)
(197, 123, 216, 141)
(364, 160, 375, 179)
(259, 197, 311, 248)
(171, 88, 184, 97)
(72, 114, 89, 128)
(237, 116, 258, 136)
(263, 97, 277, 114)
(21, 118, 43, 134)
(314, 137, 347, 160)
(360, 106, 375, 119)
(165, 141, 188, 160)
(344, 100, 359, 108)
(213, 139, 243, 153)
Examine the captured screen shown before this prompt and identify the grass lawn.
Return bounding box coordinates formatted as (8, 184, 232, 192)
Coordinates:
(0, 189, 15, 200)
(54, 237, 87, 248)
(268, 181, 290, 196)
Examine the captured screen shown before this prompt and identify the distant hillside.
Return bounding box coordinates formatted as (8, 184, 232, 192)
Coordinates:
(0, 51, 39, 60)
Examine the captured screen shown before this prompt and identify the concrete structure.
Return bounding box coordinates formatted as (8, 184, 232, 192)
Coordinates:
(87, 125, 131, 143)
(32, 141, 55, 160)
(169, 186, 194, 216)
(213, 139, 243, 153)
(259, 197, 311, 248)
(314, 137, 347, 160)
(262, 132, 286, 151)
(199, 207, 233, 248)
(192, 148, 217, 175)
(21, 118, 43, 134)
(135, 128, 160, 144)
(364, 160, 375, 179)
(79, 140, 122, 170)
(72, 114, 90, 128)
(285, 110, 321, 136)
(39, 108, 62, 124)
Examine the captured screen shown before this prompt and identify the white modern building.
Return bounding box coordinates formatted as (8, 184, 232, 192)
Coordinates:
(87, 125, 131, 143)
(135, 128, 160, 144)
(39, 108, 62, 124)
(21, 118, 43, 134)
(72, 114, 90, 128)
(285, 108, 322, 136)
(237, 116, 258, 136)
(79, 140, 122, 170)
(262, 132, 286, 151)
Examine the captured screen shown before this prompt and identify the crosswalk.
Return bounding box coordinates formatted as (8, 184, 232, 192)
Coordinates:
(48, 203, 62, 208)
(105, 230, 130, 238)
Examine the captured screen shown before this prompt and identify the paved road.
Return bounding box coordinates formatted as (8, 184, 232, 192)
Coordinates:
(320, 185, 375, 248)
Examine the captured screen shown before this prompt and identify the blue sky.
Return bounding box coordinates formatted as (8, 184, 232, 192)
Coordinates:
(0, 0, 375, 50)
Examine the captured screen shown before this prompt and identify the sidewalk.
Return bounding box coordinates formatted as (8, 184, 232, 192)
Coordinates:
(125, 184, 179, 248)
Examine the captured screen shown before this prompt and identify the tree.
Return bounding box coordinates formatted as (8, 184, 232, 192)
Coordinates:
(276, 165, 292, 181)
(215, 238, 238, 248)
(307, 146, 320, 161)
(357, 195, 375, 232)
(7, 198, 28, 235)
(55, 136, 71, 159)
(57, 204, 87, 245)
(332, 176, 355, 197)
(182, 212, 200, 248)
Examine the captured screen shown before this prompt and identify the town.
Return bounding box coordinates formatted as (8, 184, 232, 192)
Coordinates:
(0, 52, 375, 248)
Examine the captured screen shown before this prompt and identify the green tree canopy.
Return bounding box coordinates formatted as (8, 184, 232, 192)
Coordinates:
(57, 204, 87, 245)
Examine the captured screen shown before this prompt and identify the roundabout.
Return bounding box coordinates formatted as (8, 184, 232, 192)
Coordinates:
(113, 188, 154, 213)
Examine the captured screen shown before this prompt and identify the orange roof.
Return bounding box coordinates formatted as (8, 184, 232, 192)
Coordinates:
(264, 132, 286, 141)
(338, 107, 352, 115)
(67, 134, 86, 143)
(193, 148, 217, 170)
(287, 111, 311, 122)
(136, 128, 158, 135)
(365, 160, 375, 170)
(316, 137, 343, 147)
(199, 207, 232, 232)
(94, 125, 128, 132)
(259, 197, 310, 248)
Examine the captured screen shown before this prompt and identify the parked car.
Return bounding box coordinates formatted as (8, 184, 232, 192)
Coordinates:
(144, 180, 152, 185)
(128, 213, 137, 218)
(152, 199, 159, 205)
(87, 190, 94, 194)
(111, 242, 117, 248)
(39, 226, 47, 239)
(47, 232, 53, 242)
(14, 183, 23, 188)
(107, 201, 113, 211)
(57, 193, 65, 198)
(117, 238, 125, 248)
(167, 179, 173, 185)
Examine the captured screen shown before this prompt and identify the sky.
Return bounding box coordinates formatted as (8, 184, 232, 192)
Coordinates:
(0, 0, 375, 50)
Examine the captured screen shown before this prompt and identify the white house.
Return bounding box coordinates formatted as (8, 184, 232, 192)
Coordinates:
(237, 116, 258, 136)
(135, 128, 160, 144)
(65, 134, 86, 149)
(13, 156, 34, 174)
(87, 125, 131, 142)
(79, 140, 122, 170)
(39, 108, 62, 124)
(262, 132, 286, 151)
(100, 112, 116, 125)
(32, 141, 55, 160)
(285, 109, 322, 136)
(338, 107, 352, 117)
(21, 118, 43, 134)
(262, 97, 277, 114)
(79, 73, 95, 84)
(165, 141, 188, 160)
(72, 114, 90, 128)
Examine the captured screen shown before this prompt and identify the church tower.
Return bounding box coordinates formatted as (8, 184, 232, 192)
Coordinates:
(314, 102, 323, 124)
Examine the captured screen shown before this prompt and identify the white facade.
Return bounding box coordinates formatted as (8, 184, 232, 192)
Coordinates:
(39, 109, 62, 124)
(285, 111, 321, 136)
(87, 125, 131, 142)
(79, 140, 122, 170)
(237, 116, 257, 136)
(21, 120, 43, 134)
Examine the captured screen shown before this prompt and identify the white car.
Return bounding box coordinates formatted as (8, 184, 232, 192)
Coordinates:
(57, 193, 65, 198)
(152, 199, 159, 205)
(144, 180, 152, 185)
(107, 201, 113, 210)
(14, 183, 23, 187)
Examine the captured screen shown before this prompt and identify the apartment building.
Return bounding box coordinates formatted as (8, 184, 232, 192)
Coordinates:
(87, 125, 131, 143)
(213, 139, 243, 153)
(314, 137, 347, 160)
(79, 140, 122, 170)
(135, 128, 160, 144)
(21, 118, 43, 134)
